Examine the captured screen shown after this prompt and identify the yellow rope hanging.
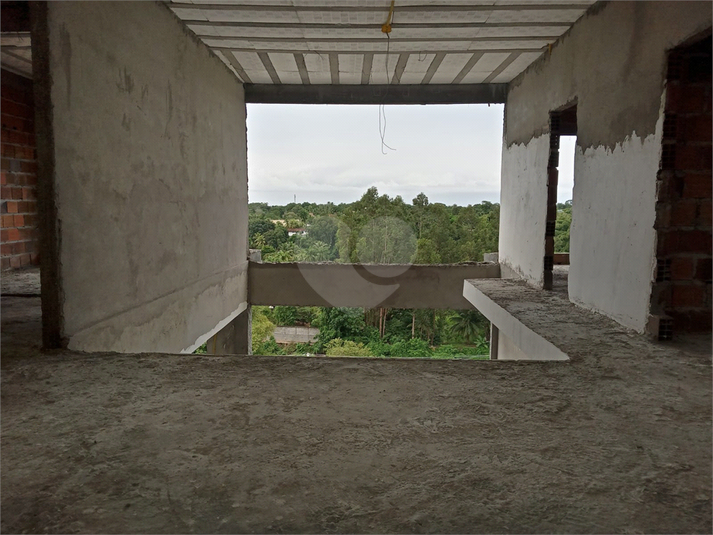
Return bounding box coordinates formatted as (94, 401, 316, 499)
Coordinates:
(381, 0, 395, 34)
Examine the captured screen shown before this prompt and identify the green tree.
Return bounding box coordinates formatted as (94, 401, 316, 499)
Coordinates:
(253, 337, 282, 355)
(263, 225, 289, 250)
(412, 192, 430, 239)
(263, 247, 294, 263)
(314, 307, 367, 350)
(554, 201, 572, 253)
(449, 309, 488, 343)
(308, 216, 339, 248)
(295, 239, 332, 262)
(251, 308, 276, 345)
(412, 238, 441, 264)
(272, 306, 298, 326)
(249, 218, 275, 238)
(324, 338, 373, 357)
(356, 217, 416, 264)
(389, 338, 432, 358)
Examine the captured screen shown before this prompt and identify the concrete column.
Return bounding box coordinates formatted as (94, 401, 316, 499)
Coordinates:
(207, 307, 252, 355)
(489, 323, 499, 360)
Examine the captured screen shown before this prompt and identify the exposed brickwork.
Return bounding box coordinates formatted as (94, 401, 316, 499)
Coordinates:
(652, 35, 712, 334)
(1, 69, 38, 270)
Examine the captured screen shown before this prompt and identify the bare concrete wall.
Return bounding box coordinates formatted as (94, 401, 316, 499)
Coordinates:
(41, 2, 248, 352)
(250, 262, 500, 309)
(500, 1, 711, 331)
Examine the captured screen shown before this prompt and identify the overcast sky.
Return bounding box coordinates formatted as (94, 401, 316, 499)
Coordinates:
(246, 104, 574, 207)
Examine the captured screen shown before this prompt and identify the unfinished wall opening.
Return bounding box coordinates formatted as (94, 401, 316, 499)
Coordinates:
(244, 104, 504, 358)
(651, 31, 712, 339)
(1, 3, 42, 318)
(246, 104, 504, 206)
(545, 103, 577, 292)
(1, 70, 38, 272)
(1, 2, 38, 273)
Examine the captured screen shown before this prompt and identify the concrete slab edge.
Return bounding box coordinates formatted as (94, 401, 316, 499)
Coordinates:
(463, 280, 569, 361)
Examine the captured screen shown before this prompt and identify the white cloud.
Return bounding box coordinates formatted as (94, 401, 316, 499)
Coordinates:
(247, 103, 506, 205)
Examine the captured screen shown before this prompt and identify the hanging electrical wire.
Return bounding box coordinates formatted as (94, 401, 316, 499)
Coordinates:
(379, 1, 396, 155)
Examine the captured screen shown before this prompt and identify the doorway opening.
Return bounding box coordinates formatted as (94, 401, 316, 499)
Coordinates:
(1, 3, 44, 346)
(545, 103, 577, 292)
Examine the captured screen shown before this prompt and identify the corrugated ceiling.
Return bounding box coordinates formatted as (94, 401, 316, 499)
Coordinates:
(0, 33, 32, 78)
(169, 0, 597, 85)
(0, 2, 597, 84)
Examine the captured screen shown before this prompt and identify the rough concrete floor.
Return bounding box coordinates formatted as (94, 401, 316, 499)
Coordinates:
(551, 265, 569, 298)
(1, 266, 41, 295)
(1, 295, 711, 534)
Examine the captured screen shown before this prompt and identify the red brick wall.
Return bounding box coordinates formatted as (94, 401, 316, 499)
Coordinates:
(1, 69, 38, 270)
(652, 34, 712, 333)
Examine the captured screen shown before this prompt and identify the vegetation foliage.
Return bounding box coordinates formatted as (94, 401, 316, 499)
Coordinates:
(246, 188, 572, 358)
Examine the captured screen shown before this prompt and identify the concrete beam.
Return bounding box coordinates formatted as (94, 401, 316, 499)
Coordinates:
(489, 323, 499, 360)
(250, 262, 500, 309)
(554, 253, 569, 265)
(171, 3, 592, 12)
(244, 84, 507, 105)
(182, 21, 573, 30)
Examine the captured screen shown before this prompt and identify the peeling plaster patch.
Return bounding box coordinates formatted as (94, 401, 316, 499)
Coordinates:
(503, 1, 712, 149)
(568, 110, 663, 333)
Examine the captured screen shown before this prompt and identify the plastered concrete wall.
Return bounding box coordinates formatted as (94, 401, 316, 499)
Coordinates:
(500, 1, 711, 331)
(44, 2, 248, 352)
(498, 134, 550, 286)
(250, 262, 500, 310)
(570, 126, 663, 331)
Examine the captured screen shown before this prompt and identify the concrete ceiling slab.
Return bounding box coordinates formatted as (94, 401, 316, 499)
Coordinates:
(0, 32, 32, 78)
(170, 0, 597, 86)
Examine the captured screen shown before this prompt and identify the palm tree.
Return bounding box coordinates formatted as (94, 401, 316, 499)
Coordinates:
(449, 310, 486, 343)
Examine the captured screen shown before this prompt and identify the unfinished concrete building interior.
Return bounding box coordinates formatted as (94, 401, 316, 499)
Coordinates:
(1, 1, 711, 532)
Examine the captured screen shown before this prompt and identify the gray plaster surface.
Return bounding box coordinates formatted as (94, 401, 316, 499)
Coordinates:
(43, 2, 249, 353)
(497, 2, 712, 332)
(505, 1, 712, 148)
(1, 296, 711, 533)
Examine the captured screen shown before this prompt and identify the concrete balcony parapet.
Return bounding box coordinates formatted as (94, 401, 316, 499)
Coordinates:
(250, 261, 500, 310)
